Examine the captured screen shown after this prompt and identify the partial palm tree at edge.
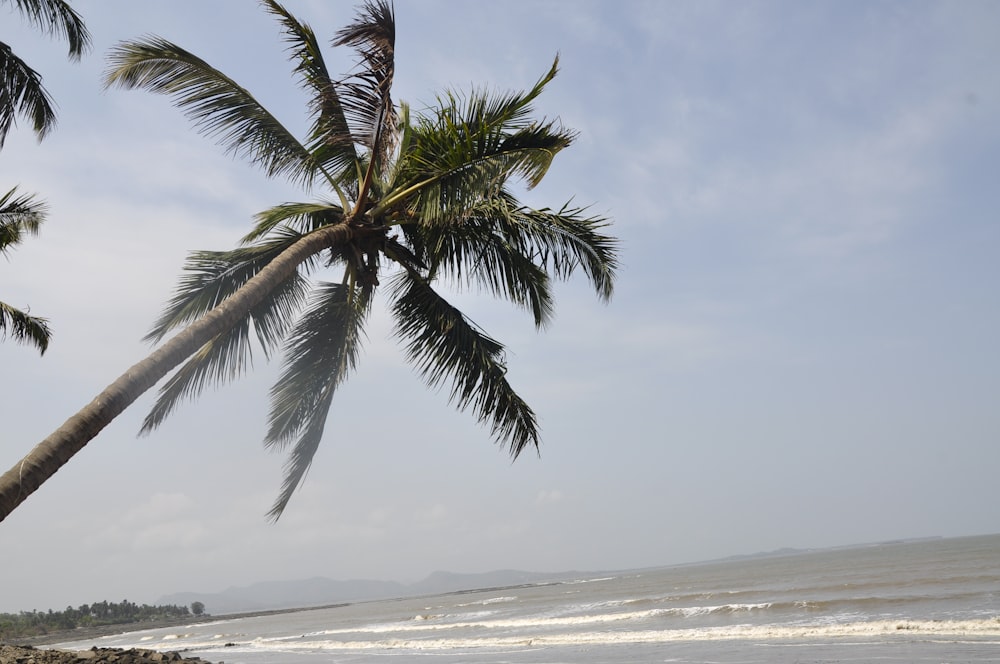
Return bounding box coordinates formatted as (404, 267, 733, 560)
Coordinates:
(1, 0, 91, 355)
(0, 0, 91, 146)
(0, 187, 51, 354)
(0, 0, 618, 522)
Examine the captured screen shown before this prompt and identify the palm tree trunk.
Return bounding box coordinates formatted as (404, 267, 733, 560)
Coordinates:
(0, 223, 354, 522)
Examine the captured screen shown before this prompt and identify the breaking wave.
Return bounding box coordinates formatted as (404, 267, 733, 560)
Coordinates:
(200, 618, 1000, 654)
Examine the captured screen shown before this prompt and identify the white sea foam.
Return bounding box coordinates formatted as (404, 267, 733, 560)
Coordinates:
(207, 618, 1000, 653)
(678, 602, 773, 617)
(564, 576, 617, 585)
(273, 602, 782, 640)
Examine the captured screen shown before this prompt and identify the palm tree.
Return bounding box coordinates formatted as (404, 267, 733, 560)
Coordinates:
(0, 187, 51, 353)
(0, 0, 618, 522)
(1, 0, 90, 355)
(1, 0, 91, 145)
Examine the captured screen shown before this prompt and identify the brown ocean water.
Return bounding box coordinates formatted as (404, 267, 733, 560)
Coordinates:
(54, 533, 1000, 663)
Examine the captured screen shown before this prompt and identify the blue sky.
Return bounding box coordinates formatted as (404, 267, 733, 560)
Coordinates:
(1, 0, 998, 613)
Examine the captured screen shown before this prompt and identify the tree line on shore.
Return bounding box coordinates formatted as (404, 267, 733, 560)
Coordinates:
(0, 599, 205, 640)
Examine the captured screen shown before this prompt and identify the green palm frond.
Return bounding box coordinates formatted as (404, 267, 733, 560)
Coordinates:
(426, 57, 564, 189)
(389, 122, 573, 225)
(145, 228, 310, 344)
(6, 0, 91, 59)
(0, 42, 57, 145)
(396, 188, 617, 325)
(0, 300, 50, 354)
(513, 201, 618, 302)
(0, 187, 50, 353)
(241, 200, 344, 245)
(104, 38, 319, 186)
(0, 187, 46, 252)
(404, 200, 555, 328)
(390, 271, 539, 457)
(260, 0, 358, 187)
(404, 190, 616, 297)
(383, 99, 413, 191)
(447, 191, 617, 300)
(265, 281, 368, 520)
(378, 59, 572, 223)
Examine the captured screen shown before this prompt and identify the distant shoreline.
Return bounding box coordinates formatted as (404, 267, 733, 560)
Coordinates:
(9, 604, 349, 647)
(14, 582, 572, 648)
(11, 534, 986, 650)
(8, 579, 575, 648)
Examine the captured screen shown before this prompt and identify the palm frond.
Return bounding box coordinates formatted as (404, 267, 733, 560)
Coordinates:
(383, 99, 413, 191)
(403, 201, 555, 328)
(431, 57, 564, 187)
(139, 317, 252, 434)
(241, 200, 344, 244)
(0, 187, 50, 353)
(0, 300, 50, 354)
(390, 271, 539, 457)
(0, 42, 57, 145)
(514, 201, 619, 302)
(260, 0, 358, 184)
(104, 38, 318, 186)
(0, 187, 46, 252)
(8, 0, 91, 59)
(402, 189, 617, 300)
(332, 0, 396, 173)
(137, 263, 305, 433)
(265, 281, 368, 520)
(377, 59, 573, 223)
(381, 233, 425, 272)
(140, 240, 307, 434)
(145, 228, 311, 344)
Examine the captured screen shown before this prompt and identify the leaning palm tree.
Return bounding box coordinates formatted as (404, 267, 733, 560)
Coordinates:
(1, 0, 91, 145)
(0, 0, 617, 522)
(0, 187, 51, 353)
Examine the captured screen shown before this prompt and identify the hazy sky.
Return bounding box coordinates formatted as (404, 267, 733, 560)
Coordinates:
(1, 0, 998, 613)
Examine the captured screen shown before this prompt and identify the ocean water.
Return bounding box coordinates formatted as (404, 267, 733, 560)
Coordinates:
(54, 534, 1000, 663)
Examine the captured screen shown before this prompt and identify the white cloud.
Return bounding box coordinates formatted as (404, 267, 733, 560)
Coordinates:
(535, 489, 564, 505)
(72, 493, 208, 555)
(485, 519, 532, 542)
(413, 503, 449, 525)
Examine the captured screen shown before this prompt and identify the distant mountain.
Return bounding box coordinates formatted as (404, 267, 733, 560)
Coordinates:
(157, 537, 957, 616)
(158, 569, 588, 615)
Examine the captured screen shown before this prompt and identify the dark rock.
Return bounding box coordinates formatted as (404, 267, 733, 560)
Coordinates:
(0, 645, 213, 664)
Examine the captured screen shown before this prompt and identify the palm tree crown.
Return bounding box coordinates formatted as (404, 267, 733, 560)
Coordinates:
(0, 0, 617, 522)
(103, 0, 618, 519)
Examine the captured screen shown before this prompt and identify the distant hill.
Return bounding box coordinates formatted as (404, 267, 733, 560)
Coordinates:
(158, 569, 587, 615)
(162, 537, 956, 616)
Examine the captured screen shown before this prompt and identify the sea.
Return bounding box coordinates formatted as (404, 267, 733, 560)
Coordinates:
(53, 534, 1000, 663)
